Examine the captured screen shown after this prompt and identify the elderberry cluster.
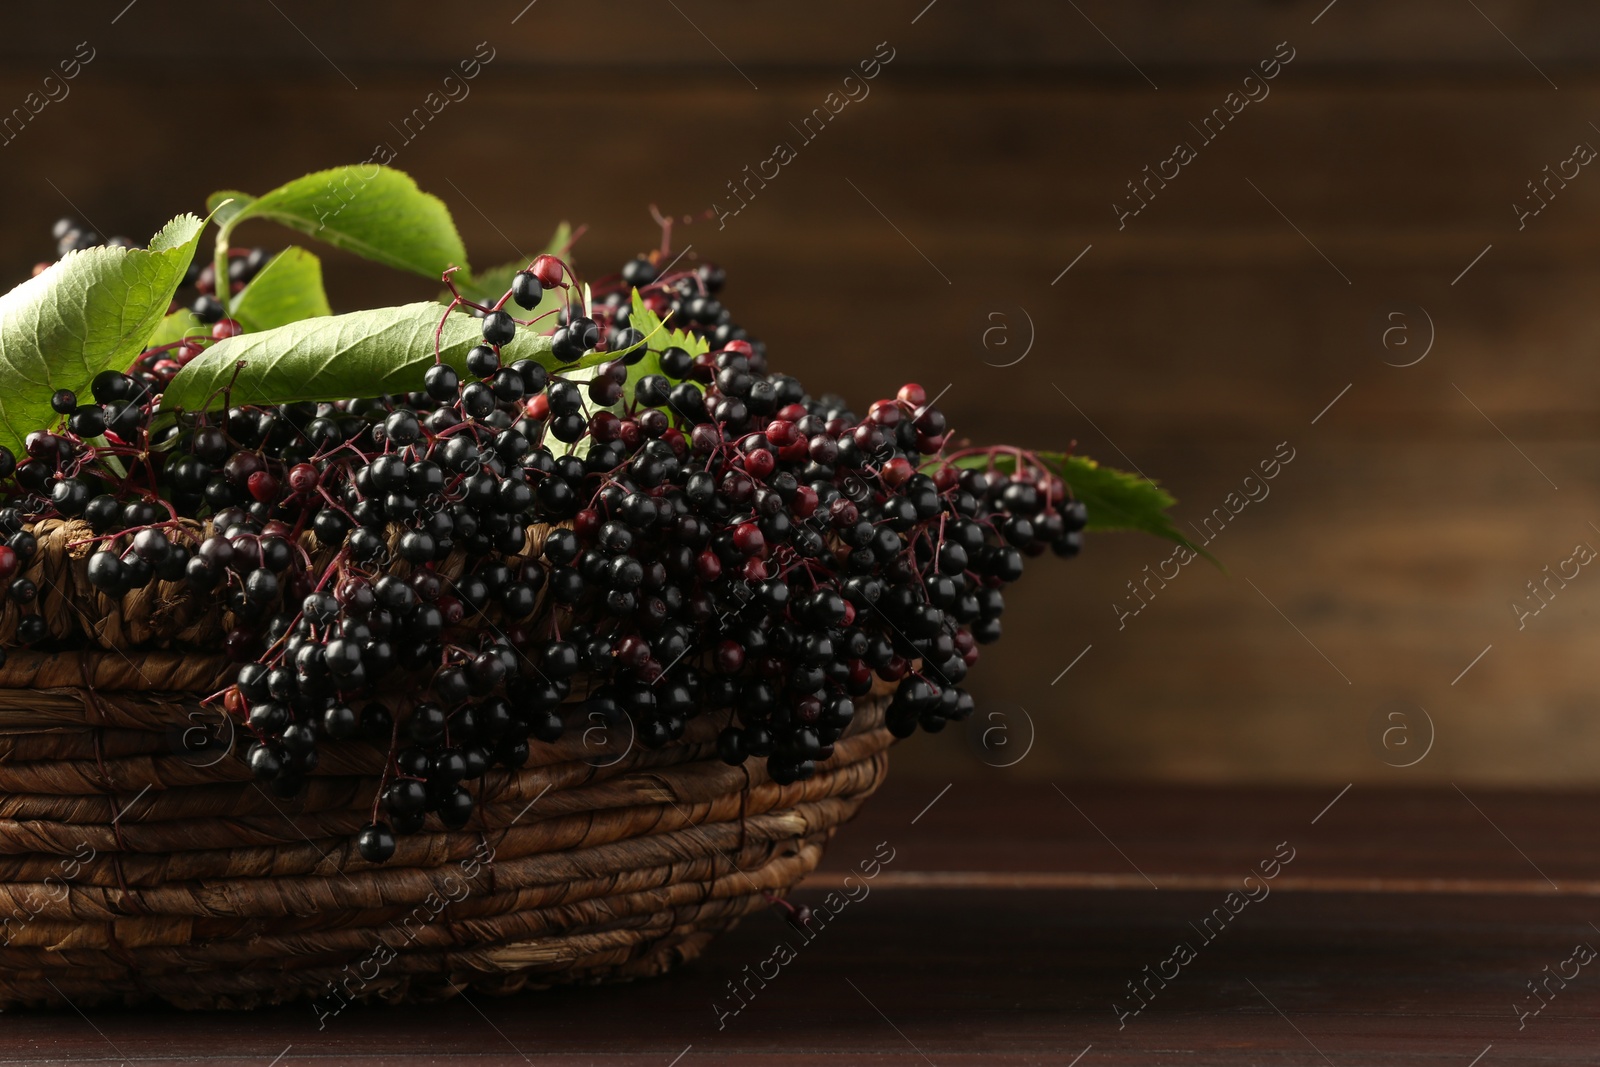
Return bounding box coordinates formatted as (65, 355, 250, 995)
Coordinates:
(0, 237, 1084, 864)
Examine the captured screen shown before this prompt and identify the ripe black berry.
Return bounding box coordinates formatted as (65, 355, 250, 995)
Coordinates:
(511, 271, 543, 310)
(357, 822, 397, 862)
(481, 311, 517, 346)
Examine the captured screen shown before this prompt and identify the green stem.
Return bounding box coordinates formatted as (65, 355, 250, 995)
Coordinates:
(213, 220, 234, 315)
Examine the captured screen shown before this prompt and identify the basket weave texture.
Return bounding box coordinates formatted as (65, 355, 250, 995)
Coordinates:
(0, 519, 893, 1010)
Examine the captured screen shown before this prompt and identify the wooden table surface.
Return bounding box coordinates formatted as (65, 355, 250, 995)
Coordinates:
(4, 776, 1597, 1065)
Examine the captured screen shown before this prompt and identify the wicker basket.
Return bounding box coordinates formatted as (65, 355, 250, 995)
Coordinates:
(0, 519, 894, 1010)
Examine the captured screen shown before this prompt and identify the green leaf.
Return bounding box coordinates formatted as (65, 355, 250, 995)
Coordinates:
(445, 222, 573, 308)
(629, 287, 708, 361)
(0, 212, 209, 456)
(207, 190, 254, 230)
(941, 449, 1215, 564)
(231, 247, 333, 333)
(146, 309, 208, 349)
(599, 289, 711, 420)
(215, 166, 469, 281)
(160, 301, 619, 413)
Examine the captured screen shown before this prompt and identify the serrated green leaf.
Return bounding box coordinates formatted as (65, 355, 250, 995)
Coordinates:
(629, 287, 709, 361)
(939, 449, 1215, 564)
(231, 247, 333, 333)
(159, 301, 619, 413)
(219, 166, 469, 281)
(0, 212, 210, 456)
(609, 289, 708, 417)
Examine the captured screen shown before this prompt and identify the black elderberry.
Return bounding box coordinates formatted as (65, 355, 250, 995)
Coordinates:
(466, 344, 501, 378)
(357, 822, 397, 863)
(481, 311, 517, 347)
(85, 552, 124, 590)
(621, 256, 657, 286)
(551, 327, 583, 363)
(568, 316, 600, 350)
(423, 363, 460, 401)
(384, 409, 422, 446)
(511, 271, 543, 310)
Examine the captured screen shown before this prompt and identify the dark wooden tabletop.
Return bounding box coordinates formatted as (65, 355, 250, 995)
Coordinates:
(4, 776, 1597, 1065)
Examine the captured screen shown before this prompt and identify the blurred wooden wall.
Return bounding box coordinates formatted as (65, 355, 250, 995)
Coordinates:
(3, 1, 1600, 784)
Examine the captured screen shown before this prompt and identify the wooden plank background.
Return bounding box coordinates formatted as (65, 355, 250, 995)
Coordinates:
(3, 0, 1600, 784)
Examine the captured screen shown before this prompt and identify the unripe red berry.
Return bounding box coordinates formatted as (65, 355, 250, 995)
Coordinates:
(868, 399, 902, 427)
(530, 254, 564, 288)
(696, 549, 722, 582)
(732, 522, 765, 556)
(617, 634, 652, 670)
(573, 508, 601, 540)
(847, 659, 873, 690)
(287, 463, 319, 493)
(0, 545, 17, 581)
(247, 470, 279, 503)
(743, 449, 775, 479)
(882, 458, 914, 487)
(438, 595, 465, 626)
(212, 318, 243, 340)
